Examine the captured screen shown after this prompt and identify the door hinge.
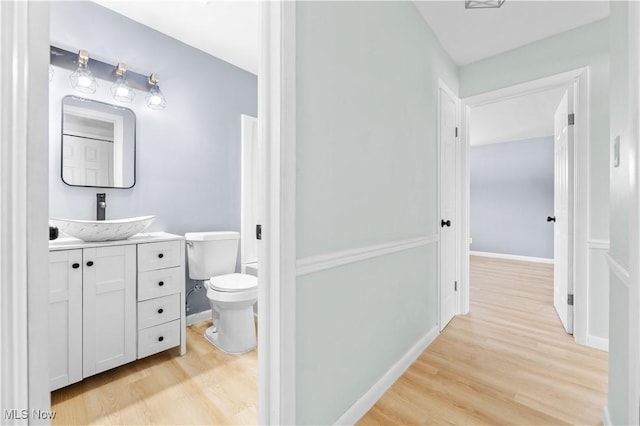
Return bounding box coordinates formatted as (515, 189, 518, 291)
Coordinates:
(256, 224, 262, 240)
(454, 281, 458, 292)
(567, 294, 574, 306)
(455, 127, 458, 137)
(568, 113, 575, 125)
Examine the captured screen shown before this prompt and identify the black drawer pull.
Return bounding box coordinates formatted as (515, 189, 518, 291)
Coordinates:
(86, 261, 94, 267)
(158, 253, 164, 259)
(72, 263, 80, 269)
(158, 281, 164, 287)
(157, 308, 164, 314)
(158, 336, 164, 342)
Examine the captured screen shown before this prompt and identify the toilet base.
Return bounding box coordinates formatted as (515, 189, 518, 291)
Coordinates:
(204, 325, 255, 355)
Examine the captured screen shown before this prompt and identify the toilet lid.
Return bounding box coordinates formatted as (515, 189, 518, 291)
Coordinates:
(209, 273, 257, 292)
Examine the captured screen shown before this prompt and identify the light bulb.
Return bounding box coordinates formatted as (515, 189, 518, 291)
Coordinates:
(77, 75, 92, 87)
(111, 74, 135, 103)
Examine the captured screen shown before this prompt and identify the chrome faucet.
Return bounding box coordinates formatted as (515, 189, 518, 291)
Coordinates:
(97, 193, 106, 220)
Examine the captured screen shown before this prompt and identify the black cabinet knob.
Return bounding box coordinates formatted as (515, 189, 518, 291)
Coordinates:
(157, 308, 164, 314)
(158, 253, 164, 259)
(158, 336, 164, 342)
(547, 216, 556, 222)
(441, 219, 451, 228)
(158, 281, 164, 287)
(72, 263, 80, 269)
(86, 261, 94, 267)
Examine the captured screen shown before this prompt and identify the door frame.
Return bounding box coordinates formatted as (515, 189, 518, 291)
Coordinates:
(1, 1, 297, 424)
(459, 67, 590, 344)
(437, 80, 462, 329)
(258, 1, 297, 424)
(1, 0, 51, 417)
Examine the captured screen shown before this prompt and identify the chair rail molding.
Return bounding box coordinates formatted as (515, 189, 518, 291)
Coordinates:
(296, 235, 439, 276)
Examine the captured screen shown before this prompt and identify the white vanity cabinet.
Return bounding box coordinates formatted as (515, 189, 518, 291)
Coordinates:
(48, 233, 186, 391)
(136, 240, 185, 358)
(48, 249, 83, 391)
(82, 245, 137, 378)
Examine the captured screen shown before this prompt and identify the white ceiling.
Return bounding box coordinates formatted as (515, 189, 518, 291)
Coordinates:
(92, 1, 609, 79)
(93, 1, 259, 75)
(414, 0, 610, 65)
(470, 86, 567, 146)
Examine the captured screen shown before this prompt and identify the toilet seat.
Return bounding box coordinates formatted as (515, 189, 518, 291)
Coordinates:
(209, 273, 257, 293)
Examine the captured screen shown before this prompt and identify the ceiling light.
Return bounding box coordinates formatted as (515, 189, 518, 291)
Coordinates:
(111, 63, 135, 103)
(465, 0, 505, 9)
(69, 49, 97, 94)
(145, 74, 166, 110)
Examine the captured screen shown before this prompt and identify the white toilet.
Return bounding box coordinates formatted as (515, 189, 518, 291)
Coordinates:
(185, 231, 258, 354)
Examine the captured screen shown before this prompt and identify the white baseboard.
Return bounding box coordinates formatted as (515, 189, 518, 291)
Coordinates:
(334, 326, 440, 425)
(470, 251, 554, 264)
(587, 335, 609, 352)
(186, 309, 212, 326)
(603, 405, 612, 426)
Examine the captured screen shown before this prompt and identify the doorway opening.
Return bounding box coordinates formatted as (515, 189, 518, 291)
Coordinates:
(459, 68, 591, 343)
(468, 85, 569, 331)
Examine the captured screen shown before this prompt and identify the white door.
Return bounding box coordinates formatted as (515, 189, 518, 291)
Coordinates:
(439, 86, 458, 331)
(241, 115, 260, 270)
(553, 87, 574, 334)
(82, 245, 137, 377)
(62, 135, 113, 186)
(48, 249, 83, 391)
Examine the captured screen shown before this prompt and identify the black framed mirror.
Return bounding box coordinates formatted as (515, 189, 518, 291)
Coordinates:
(61, 95, 136, 188)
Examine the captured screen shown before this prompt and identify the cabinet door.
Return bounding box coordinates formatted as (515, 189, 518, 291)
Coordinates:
(49, 249, 83, 391)
(82, 245, 136, 377)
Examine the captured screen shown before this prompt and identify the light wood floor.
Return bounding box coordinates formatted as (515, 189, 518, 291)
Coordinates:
(359, 256, 608, 425)
(51, 321, 257, 425)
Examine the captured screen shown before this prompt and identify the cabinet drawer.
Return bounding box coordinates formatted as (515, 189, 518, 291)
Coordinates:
(138, 319, 180, 358)
(137, 241, 181, 272)
(138, 293, 180, 329)
(138, 267, 182, 301)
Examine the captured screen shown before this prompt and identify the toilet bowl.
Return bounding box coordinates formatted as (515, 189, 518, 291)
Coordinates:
(205, 273, 257, 354)
(185, 231, 258, 355)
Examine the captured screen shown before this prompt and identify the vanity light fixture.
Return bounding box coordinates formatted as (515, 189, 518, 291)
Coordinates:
(465, 0, 505, 8)
(69, 49, 97, 94)
(111, 63, 135, 103)
(145, 73, 166, 110)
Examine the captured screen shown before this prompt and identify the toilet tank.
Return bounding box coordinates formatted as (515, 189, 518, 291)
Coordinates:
(185, 231, 240, 280)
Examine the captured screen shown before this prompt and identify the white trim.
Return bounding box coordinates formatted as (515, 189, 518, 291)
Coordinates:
(603, 405, 612, 426)
(469, 251, 554, 264)
(605, 252, 630, 287)
(587, 239, 610, 250)
(586, 334, 609, 352)
(186, 309, 212, 326)
(1, 1, 51, 420)
(461, 67, 591, 346)
(258, 1, 297, 424)
(333, 326, 439, 425)
(296, 235, 438, 276)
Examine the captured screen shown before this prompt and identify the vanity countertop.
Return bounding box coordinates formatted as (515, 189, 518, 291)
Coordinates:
(49, 231, 184, 251)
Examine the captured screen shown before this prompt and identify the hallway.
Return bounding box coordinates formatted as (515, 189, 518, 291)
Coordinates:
(359, 256, 608, 425)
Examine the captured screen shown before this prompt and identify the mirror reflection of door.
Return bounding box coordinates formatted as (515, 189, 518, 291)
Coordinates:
(61, 96, 136, 188)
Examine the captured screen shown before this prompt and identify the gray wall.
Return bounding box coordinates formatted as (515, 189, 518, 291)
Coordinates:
(607, 2, 632, 424)
(49, 2, 257, 314)
(470, 137, 554, 259)
(295, 1, 458, 423)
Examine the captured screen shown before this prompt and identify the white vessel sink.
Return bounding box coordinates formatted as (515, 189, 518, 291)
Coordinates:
(50, 216, 155, 242)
